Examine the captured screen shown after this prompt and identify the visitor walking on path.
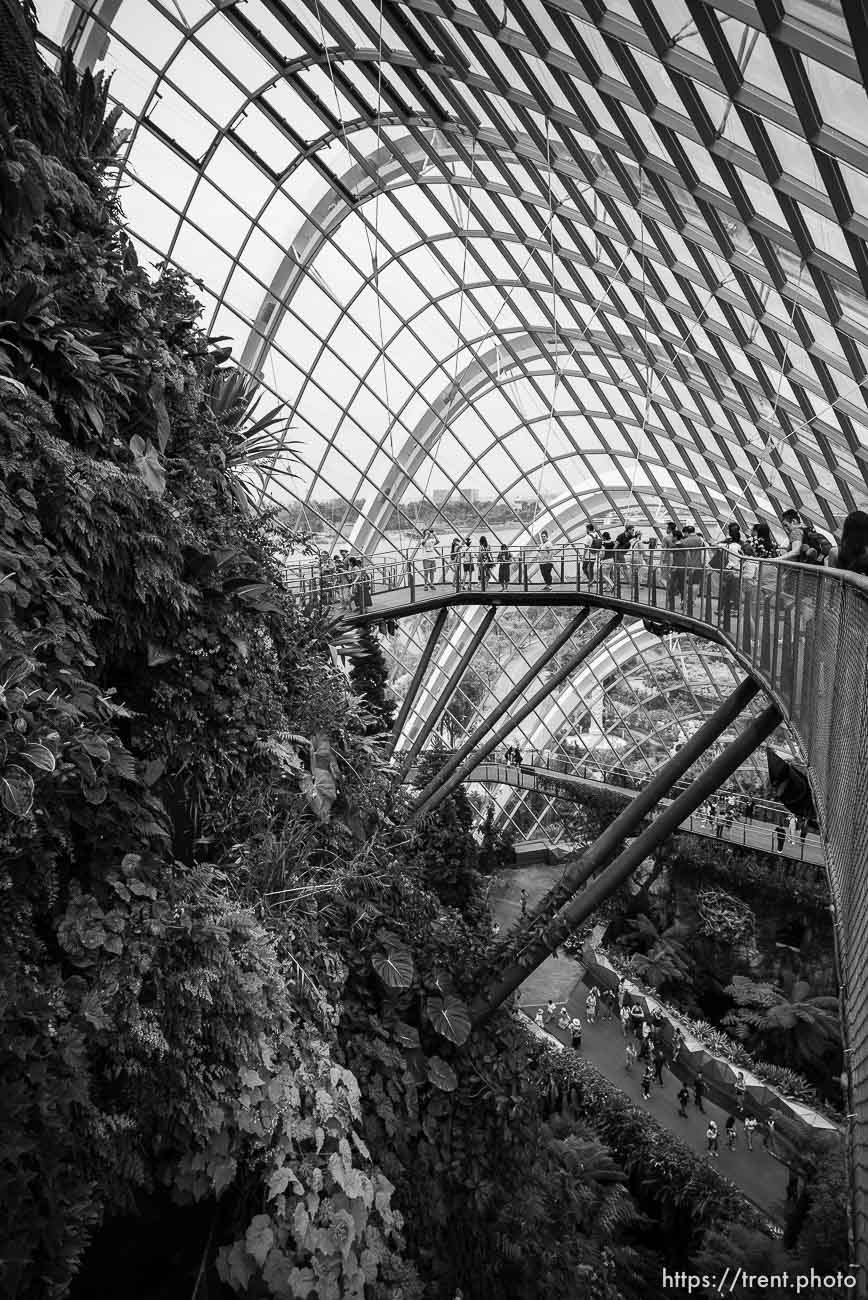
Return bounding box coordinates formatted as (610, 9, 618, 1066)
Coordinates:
(744, 1115, 757, 1151)
(570, 1017, 583, 1051)
(601, 987, 616, 1020)
(725, 1115, 738, 1150)
(630, 1003, 645, 1037)
(625, 1041, 637, 1072)
(694, 1071, 706, 1113)
(763, 1116, 776, 1154)
(534, 1008, 545, 1028)
(557, 1006, 571, 1033)
(706, 1119, 720, 1159)
(586, 988, 598, 1024)
(519, 888, 529, 918)
(734, 1071, 746, 1114)
(620, 1006, 631, 1036)
(544, 999, 557, 1026)
(677, 1084, 690, 1118)
(642, 1065, 654, 1100)
(653, 1046, 666, 1086)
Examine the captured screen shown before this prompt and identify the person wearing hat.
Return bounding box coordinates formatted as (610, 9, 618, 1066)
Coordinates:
(419, 529, 441, 591)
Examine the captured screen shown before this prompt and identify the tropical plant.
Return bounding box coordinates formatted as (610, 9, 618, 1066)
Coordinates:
(723, 976, 842, 1074)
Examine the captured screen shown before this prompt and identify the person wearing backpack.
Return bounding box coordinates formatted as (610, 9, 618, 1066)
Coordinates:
(780, 509, 832, 565)
(583, 522, 602, 584)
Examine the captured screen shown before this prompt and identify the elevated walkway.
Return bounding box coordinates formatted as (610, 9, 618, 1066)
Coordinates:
(288, 544, 868, 1269)
(466, 760, 826, 868)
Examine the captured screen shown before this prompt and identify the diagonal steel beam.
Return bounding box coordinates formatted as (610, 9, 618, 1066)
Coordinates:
(408, 609, 591, 813)
(388, 606, 449, 756)
(471, 700, 783, 1024)
(534, 675, 760, 917)
(411, 612, 623, 822)
(394, 605, 498, 784)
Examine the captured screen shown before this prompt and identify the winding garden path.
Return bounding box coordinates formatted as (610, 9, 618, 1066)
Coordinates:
(489, 864, 789, 1224)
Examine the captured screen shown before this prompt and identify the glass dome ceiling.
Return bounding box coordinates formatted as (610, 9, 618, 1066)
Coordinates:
(39, 0, 868, 829)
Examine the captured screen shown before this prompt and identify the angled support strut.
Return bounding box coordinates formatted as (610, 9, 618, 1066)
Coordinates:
(538, 674, 760, 916)
(412, 612, 623, 822)
(471, 700, 783, 1024)
(388, 606, 448, 756)
(409, 609, 590, 811)
(395, 606, 497, 784)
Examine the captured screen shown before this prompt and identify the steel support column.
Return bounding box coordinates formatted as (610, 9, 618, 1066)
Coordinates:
(388, 606, 449, 756)
(412, 612, 622, 822)
(394, 606, 497, 783)
(536, 675, 760, 917)
(408, 609, 590, 811)
(471, 702, 783, 1024)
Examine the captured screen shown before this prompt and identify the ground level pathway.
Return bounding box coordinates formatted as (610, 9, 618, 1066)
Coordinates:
(488, 865, 788, 1224)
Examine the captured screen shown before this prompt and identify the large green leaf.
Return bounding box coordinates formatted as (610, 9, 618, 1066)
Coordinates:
(426, 995, 471, 1045)
(1, 764, 34, 816)
(20, 742, 56, 772)
(426, 1056, 458, 1092)
(372, 948, 415, 989)
(393, 1021, 420, 1048)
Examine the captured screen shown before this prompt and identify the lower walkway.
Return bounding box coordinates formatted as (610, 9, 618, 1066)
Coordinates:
(488, 864, 789, 1224)
(471, 758, 825, 868)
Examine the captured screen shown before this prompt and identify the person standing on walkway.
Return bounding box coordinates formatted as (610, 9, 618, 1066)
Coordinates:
(570, 1017, 583, 1052)
(630, 1003, 645, 1038)
(677, 1084, 690, 1118)
(642, 1065, 653, 1100)
(534, 1008, 545, 1028)
(583, 522, 602, 585)
(694, 1071, 706, 1113)
(706, 1119, 720, 1159)
(671, 1028, 684, 1064)
(774, 822, 786, 854)
(519, 888, 529, 918)
(497, 541, 511, 590)
(744, 1115, 757, 1151)
(625, 1040, 637, 1072)
(461, 537, 475, 589)
(734, 1071, 746, 1114)
(617, 977, 627, 1009)
(620, 1005, 631, 1037)
(557, 1006, 571, 1033)
(537, 531, 555, 589)
(653, 1045, 665, 1086)
(585, 988, 598, 1024)
(763, 1115, 776, 1154)
(787, 812, 798, 844)
(640, 1019, 652, 1059)
(601, 987, 616, 1021)
(725, 1115, 737, 1150)
(544, 999, 557, 1026)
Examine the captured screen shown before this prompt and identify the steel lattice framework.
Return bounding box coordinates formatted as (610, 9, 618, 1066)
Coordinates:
(40, 0, 867, 843)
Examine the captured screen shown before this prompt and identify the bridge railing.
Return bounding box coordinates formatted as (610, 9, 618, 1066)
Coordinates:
(285, 543, 862, 759)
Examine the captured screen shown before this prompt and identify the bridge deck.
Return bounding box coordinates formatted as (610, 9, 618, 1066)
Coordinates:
(469, 761, 826, 868)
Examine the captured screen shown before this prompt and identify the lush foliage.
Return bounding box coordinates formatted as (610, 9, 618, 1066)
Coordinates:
(722, 976, 842, 1077)
(0, 24, 416, 1296)
(350, 626, 396, 734)
(538, 1047, 767, 1261)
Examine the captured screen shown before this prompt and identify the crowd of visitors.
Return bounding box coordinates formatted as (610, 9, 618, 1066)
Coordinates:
(531, 981, 780, 1163)
(299, 504, 868, 610)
